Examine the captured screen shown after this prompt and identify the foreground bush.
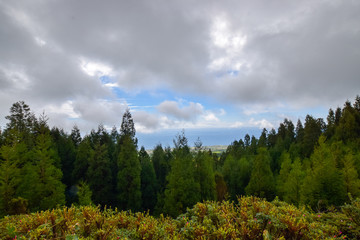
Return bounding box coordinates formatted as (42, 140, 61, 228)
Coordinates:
(1, 196, 359, 239)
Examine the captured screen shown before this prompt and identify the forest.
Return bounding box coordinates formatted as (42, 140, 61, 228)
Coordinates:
(1, 96, 360, 239)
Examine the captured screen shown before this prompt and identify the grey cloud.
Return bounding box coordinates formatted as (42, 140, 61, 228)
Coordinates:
(133, 111, 160, 131)
(1, 0, 360, 131)
(157, 101, 204, 121)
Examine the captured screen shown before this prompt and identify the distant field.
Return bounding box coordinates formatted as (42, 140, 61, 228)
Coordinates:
(147, 145, 228, 155)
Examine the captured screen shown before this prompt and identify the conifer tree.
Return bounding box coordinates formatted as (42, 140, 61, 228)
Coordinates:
(283, 158, 304, 206)
(342, 152, 360, 200)
(164, 131, 200, 217)
(195, 146, 216, 201)
(70, 125, 82, 147)
(152, 144, 168, 191)
(0, 145, 21, 216)
(87, 142, 112, 206)
(301, 136, 346, 210)
(139, 146, 157, 213)
(73, 137, 92, 182)
(245, 147, 275, 200)
(223, 155, 250, 200)
(276, 152, 292, 199)
(117, 135, 141, 211)
(17, 118, 65, 211)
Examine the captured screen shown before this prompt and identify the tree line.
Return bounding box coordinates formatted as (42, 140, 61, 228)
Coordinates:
(0, 96, 360, 217)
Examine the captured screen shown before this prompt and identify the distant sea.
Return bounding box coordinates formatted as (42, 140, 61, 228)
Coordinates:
(137, 127, 262, 150)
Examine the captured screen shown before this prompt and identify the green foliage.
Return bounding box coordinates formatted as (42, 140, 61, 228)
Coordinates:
(72, 137, 92, 182)
(17, 121, 66, 212)
(0, 196, 353, 240)
(301, 136, 346, 210)
(195, 149, 216, 201)
(77, 181, 93, 206)
(164, 132, 200, 217)
(87, 142, 112, 206)
(139, 146, 158, 213)
(283, 158, 305, 206)
(222, 154, 251, 200)
(246, 148, 275, 200)
(117, 135, 142, 212)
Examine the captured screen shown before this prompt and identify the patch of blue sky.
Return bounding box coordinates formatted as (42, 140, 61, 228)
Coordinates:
(214, 69, 241, 78)
(100, 75, 112, 84)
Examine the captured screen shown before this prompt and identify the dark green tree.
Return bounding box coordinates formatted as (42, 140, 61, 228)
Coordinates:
(51, 127, 76, 204)
(152, 144, 168, 191)
(17, 118, 65, 211)
(70, 125, 82, 147)
(194, 146, 216, 201)
(222, 155, 251, 200)
(139, 146, 157, 213)
(245, 147, 275, 200)
(87, 142, 112, 206)
(164, 132, 200, 217)
(73, 136, 92, 182)
(0, 145, 21, 216)
(117, 135, 141, 211)
(120, 108, 137, 146)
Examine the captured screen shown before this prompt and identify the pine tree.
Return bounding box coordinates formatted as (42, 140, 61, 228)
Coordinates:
(17, 118, 65, 211)
(3, 101, 36, 147)
(120, 108, 137, 146)
(222, 155, 250, 200)
(195, 148, 216, 201)
(164, 132, 200, 217)
(152, 144, 168, 191)
(0, 145, 21, 216)
(117, 135, 141, 211)
(73, 137, 92, 182)
(51, 127, 76, 204)
(139, 146, 157, 213)
(87, 142, 112, 206)
(70, 125, 82, 147)
(245, 147, 275, 200)
(283, 158, 304, 206)
(276, 152, 292, 200)
(301, 136, 346, 210)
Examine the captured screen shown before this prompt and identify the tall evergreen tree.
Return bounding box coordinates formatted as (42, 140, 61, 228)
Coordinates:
(139, 146, 157, 213)
(70, 125, 82, 147)
(120, 108, 137, 146)
(245, 147, 275, 200)
(195, 147, 216, 201)
(87, 142, 112, 206)
(283, 158, 305, 206)
(301, 136, 346, 210)
(152, 144, 168, 191)
(17, 118, 65, 211)
(164, 132, 200, 217)
(276, 152, 292, 199)
(117, 135, 141, 211)
(222, 155, 251, 200)
(73, 137, 92, 182)
(0, 145, 21, 216)
(51, 127, 76, 204)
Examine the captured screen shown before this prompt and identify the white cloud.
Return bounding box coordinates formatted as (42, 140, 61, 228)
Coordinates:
(80, 58, 114, 77)
(45, 100, 80, 119)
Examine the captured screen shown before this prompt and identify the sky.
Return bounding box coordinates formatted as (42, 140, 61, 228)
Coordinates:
(1, 0, 360, 148)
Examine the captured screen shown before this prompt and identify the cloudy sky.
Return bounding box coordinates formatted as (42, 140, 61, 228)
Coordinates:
(1, 0, 360, 148)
